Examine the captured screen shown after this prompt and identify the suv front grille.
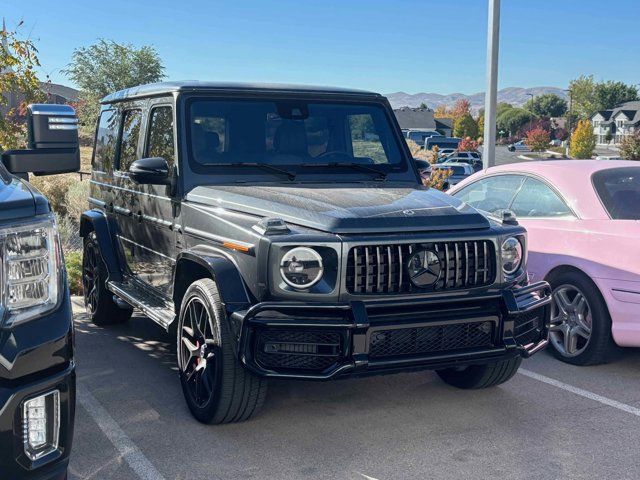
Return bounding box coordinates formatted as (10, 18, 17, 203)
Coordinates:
(346, 240, 496, 295)
(369, 321, 494, 358)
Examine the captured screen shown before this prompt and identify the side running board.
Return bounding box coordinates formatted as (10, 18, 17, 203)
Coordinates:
(107, 280, 175, 329)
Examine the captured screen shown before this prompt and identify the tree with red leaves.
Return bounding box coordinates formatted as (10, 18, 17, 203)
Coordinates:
(524, 128, 550, 152)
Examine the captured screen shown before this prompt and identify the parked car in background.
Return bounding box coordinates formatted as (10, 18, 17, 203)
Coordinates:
(413, 158, 431, 182)
(436, 147, 457, 159)
(81, 81, 551, 424)
(405, 129, 443, 148)
(432, 162, 474, 189)
(426, 136, 461, 151)
(0, 105, 79, 479)
(508, 140, 530, 152)
(445, 156, 483, 172)
(449, 161, 640, 365)
(595, 155, 623, 160)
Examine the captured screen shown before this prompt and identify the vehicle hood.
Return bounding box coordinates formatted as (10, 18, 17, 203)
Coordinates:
(0, 175, 48, 222)
(186, 183, 491, 234)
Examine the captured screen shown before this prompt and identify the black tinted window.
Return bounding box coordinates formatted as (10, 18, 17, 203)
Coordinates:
(593, 167, 640, 220)
(93, 109, 119, 172)
(118, 109, 142, 172)
(147, 106, 175, 167)
(188, 100, 402, 167)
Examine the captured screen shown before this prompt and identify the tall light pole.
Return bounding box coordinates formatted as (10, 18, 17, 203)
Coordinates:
(526, 93, 534, 132)
(483, 0, 501, 168)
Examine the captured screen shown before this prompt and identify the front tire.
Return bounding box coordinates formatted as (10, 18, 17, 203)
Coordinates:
(436, 357, 522, 389)
(547, 271, 615, 365)
(82, 232, 132, 326)
(177, 278, 267, 424)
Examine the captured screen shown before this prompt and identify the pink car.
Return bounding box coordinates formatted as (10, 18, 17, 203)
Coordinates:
(449, 160, 640, 365)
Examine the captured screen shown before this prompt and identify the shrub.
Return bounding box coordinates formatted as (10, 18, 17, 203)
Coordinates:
(405, 140, 451, 190)
(65, 251, 83, 296)
(30, 175, 73, 216)
(56, 213, 82, 253)
(458, 137, 479, 152)
(619, 132, 640, 160)
(65, 181, 90, 224)
(570, 120, 596, 159)
(524, 128, 551, 152)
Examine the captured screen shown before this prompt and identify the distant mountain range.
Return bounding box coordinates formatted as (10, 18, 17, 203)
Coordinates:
(385, 87, 567, 112)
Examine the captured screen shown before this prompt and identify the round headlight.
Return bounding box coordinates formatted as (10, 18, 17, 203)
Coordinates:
(501, 237, 523, 275)
(280, 247, 324, 289)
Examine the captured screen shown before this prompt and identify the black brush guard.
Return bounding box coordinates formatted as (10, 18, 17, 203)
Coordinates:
(232, 281, 552, 380)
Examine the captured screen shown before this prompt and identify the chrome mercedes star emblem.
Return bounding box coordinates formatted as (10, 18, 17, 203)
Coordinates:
(402, 209, 415, 216)
(407, 249, 442, 287)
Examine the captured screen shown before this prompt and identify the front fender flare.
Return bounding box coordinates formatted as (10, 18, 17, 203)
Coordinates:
(79, 210, 123, 282)
(175, 250, 252, 310)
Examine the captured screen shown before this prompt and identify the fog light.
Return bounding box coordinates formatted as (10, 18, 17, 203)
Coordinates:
(23, 390, 60, 461)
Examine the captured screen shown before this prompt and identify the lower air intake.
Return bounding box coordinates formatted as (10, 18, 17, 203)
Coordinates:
(255, 329, 342, 371)
(369, 321, 494, 358)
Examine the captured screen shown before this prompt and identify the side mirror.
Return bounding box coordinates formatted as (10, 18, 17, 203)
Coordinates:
(1, 104, 80, 176)
(129, 157, 170, 185)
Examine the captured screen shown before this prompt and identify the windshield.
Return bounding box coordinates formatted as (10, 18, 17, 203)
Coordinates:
(188, 99, 404, 170)
(592, 167, 640, 220)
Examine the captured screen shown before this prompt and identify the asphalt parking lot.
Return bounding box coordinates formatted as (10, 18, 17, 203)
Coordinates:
(69, 298, 640, 480)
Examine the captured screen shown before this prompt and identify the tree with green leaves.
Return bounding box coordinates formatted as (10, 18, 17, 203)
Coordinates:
(569, 120, 596, 158)
(64, 39, 165, 135)
(453, 113, 478, 139)
(524, 93, 567, 118)
(594, 80, 638, 111)
(496, 107, 534, 137)
(476, 114, 484, 138)
(419, 102, 429, 109)
(568, 75, 597, 121)
(0, 21, 46, 150)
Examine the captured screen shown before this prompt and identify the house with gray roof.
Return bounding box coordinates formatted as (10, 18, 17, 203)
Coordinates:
(393, 107, 453, 136)
(591, 100, 640, 145)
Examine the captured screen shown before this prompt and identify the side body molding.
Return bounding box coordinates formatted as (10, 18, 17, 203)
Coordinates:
(79, 209, 124, 282)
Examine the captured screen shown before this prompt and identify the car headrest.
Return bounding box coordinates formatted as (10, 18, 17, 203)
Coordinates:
(274, 121, 308, 155)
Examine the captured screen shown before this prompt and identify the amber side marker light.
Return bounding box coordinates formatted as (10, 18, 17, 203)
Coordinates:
(222, 242, 251, 253)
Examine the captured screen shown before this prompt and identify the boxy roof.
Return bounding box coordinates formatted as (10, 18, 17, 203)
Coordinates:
(101, 81, 380, 104)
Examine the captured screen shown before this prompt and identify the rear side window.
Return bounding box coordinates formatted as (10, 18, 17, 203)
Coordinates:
(510, 177, 573, 218)
(146, 106, 175, 167)
(93, 109, 119, 172)
(592, 167, 640, 220)
(118, 109, 142, 172)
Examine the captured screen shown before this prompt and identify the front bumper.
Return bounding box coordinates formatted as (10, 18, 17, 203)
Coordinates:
(0, 363, 75, 480)
(233, 281, 552, 380)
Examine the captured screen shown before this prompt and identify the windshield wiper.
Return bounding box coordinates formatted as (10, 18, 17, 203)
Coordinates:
(304, 162, 387, 181)
(202, 162, 296, 181)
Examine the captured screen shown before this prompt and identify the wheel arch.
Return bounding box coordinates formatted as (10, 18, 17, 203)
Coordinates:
(79, 209, 123, 282)
(544, 264, 612, 320)
(173, 251, 252, 317)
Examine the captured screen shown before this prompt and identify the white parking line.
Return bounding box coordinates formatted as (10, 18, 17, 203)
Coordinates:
(519, 368, 640, 417)
(77, 385, 166, 480)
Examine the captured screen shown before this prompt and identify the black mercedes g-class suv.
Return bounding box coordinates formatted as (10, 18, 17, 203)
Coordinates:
(81, 82, 551, 424)
(1, 105, 78, 479)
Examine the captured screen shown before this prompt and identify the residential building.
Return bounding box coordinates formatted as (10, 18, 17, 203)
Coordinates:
(592, 100, 640, 145)
(393, 107, 453, 136)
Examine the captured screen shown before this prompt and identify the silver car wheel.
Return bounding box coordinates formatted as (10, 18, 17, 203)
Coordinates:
(549, 284, 592, 357)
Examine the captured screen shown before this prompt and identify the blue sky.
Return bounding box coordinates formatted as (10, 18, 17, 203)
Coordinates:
(4, 0, 640, 94)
